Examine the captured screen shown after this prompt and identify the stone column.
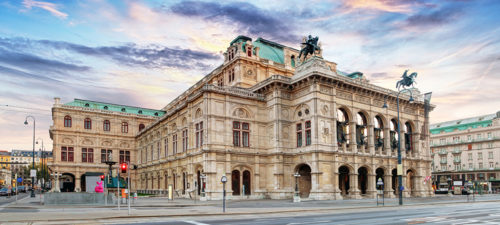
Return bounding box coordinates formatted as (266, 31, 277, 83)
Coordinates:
(333, 171, 342, 200)
(367, 124, 375, 155)
(75, 175, 81, 192)
(384, 174, 395, 198)
(350, 122, 357, 153)
(367, 174, 377, 198)
(402, 174, 410, 197)
(350, 172, 361, 199)
(384, 128, 391, 156)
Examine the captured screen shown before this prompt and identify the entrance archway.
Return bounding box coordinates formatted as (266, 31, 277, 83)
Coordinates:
(392, 168, 398, 195)
(297, 164, 312, 198)
(232, 170, 240, 196)
(358, 167, 368, 194)
(339, 166, 350, 195)
(61, 173, 75, 192)
(376, 168, 385, 190)
(243, 170, 251, 196)
(407, 169, 416, 196)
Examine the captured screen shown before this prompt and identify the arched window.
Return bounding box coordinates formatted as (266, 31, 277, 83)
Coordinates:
(103, 120, 110, 131)
(356, 112, 367, 145)
(405, 122, 413, 151)
(337, 108, 349, 146)
(139, 124, 145, 132)
(374, 116, 384, 148)
(84, 118, 92, 129)
(291, 55, 296, 67)
(121, 122, 128, 133)
(390, 119, 399, 150)
(64, 116, 72, 127)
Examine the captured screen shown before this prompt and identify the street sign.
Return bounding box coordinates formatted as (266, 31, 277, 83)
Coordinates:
(30, 169, 36, 177)
(17, 177, 22, 183)
(377, 178, 384, 186)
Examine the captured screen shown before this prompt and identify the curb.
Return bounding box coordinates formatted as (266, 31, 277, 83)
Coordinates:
(3, 199, 500, 223)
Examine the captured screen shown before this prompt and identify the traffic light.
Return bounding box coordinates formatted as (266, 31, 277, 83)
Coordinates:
(120, 163, 127, 173)
(100, 175, 104, 180)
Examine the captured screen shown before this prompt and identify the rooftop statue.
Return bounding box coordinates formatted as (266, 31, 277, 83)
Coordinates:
(298, 35, 320, 62)
(396, 69, 417, 90)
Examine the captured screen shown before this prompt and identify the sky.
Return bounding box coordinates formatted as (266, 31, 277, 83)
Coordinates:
(1, 0, 499, 151)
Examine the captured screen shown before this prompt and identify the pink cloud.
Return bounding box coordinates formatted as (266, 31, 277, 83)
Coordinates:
(22, 0, 68, 19)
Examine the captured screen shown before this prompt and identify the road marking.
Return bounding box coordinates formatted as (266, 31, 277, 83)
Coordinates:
(184, 220, 211, 225)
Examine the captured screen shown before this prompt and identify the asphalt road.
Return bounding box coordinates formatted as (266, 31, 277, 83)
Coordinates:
(113, 201, 500, 225)
(0, 192, 29, 206)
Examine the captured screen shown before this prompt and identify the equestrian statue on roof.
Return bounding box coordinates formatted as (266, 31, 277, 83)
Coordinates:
(298, 35, 321, 62)
(396, 69, 417, 90)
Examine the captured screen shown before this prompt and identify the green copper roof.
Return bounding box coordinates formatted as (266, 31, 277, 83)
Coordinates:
(65, 99, 165, 117)
(430, 113, 496, 134)
(253, 38, 284, 64)
(230, 35, 252, 46)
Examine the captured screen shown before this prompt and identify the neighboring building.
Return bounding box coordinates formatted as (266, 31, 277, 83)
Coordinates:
(430, 111, 500, 193)
(0, 169, 11, 187)
(0, 150, 10, 170)
(10, 150, 41, 174)
(49, 99, 164, 192)
(51, 35, 434, 200)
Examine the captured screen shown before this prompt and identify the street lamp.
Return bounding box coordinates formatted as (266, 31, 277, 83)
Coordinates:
(24, 115, 36, 198)
(396, 88, 414, 205)
(221, 175, 227, 213)
(36, 138, 45, 193)
(294, 172, 301, 196)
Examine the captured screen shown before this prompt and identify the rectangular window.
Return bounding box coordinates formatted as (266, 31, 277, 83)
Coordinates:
(477, 134, 482, 140)
(173, 134, 177, 154)
(305, 121, 311, 146)
(469, 163, 473, 169)
(468, 153, 473, 161)
(488, 143, 493, 148)
(120, 150, 130, 164)
(487, 132, 491, 139)
(297, 123, 302, 147)
(490, 162, 494, 168)
(441, 165, 446, 171)
(489, 152, 493, 159)
(182, 129, 188, 152)
(157, 142, 160, 159)
(165, 138, 168, 157)
(101, 149, 112, 163)
(233, 121, 240, 147)
(467, 135, 471, 141)
(479, 162, 483, 169)
(61, 146, 70, 162)
(453, 136, 460, 143)
(478, 152, 483, 160)
(196, 122, 203, 148)
(242, 122, 249, 147)
(82, 148, 93, 163)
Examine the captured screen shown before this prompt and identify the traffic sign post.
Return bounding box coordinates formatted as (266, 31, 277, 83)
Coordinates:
(376, 178, 384, 206)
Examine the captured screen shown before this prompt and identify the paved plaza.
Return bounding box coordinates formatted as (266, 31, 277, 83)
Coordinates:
(1, 194, 500, 224)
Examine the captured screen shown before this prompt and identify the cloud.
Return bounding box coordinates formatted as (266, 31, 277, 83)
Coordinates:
(168, 1, 299, 43)
(405, 5, 463, 28)
(22, 0, 68, 19)
(341, 0, 415, 13)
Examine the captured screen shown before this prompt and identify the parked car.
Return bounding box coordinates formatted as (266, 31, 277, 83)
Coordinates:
(0, 188, 11, 196)
(17, 186, 26, 193)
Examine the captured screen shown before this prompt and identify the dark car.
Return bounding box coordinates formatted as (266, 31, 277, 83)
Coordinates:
(0, 188, 11, 196)
(462, 188, 471, 195)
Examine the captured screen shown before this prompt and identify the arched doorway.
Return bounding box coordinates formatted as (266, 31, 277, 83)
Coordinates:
(358, 167, 368, 195)
(232, 170, 240, 196)
(297, 164, 312, 198)
(376, 168, 385, 190)
(61, 173, 75, 192)
(407, 169, 415, 196)
(182, 172, 186, 195)
(197, 170, 201, 195)
(243, 170, 251, 196)
(392, 168, 398, 195)
(339, 166, 350, 196)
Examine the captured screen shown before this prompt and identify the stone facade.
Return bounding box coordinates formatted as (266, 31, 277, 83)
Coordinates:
(430, 111, 500, 192)
(49, 99, 164, 192)
(50, 35, 434, 200)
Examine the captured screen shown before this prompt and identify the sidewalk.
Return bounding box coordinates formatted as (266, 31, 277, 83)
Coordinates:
(1, 194, 499, 224)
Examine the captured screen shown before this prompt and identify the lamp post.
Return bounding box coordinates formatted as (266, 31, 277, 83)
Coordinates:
(396, 88, 414, 205)
(221, 175, 227, 213)
(24, 115, 36, 198)
(36, 138, 45, 193)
